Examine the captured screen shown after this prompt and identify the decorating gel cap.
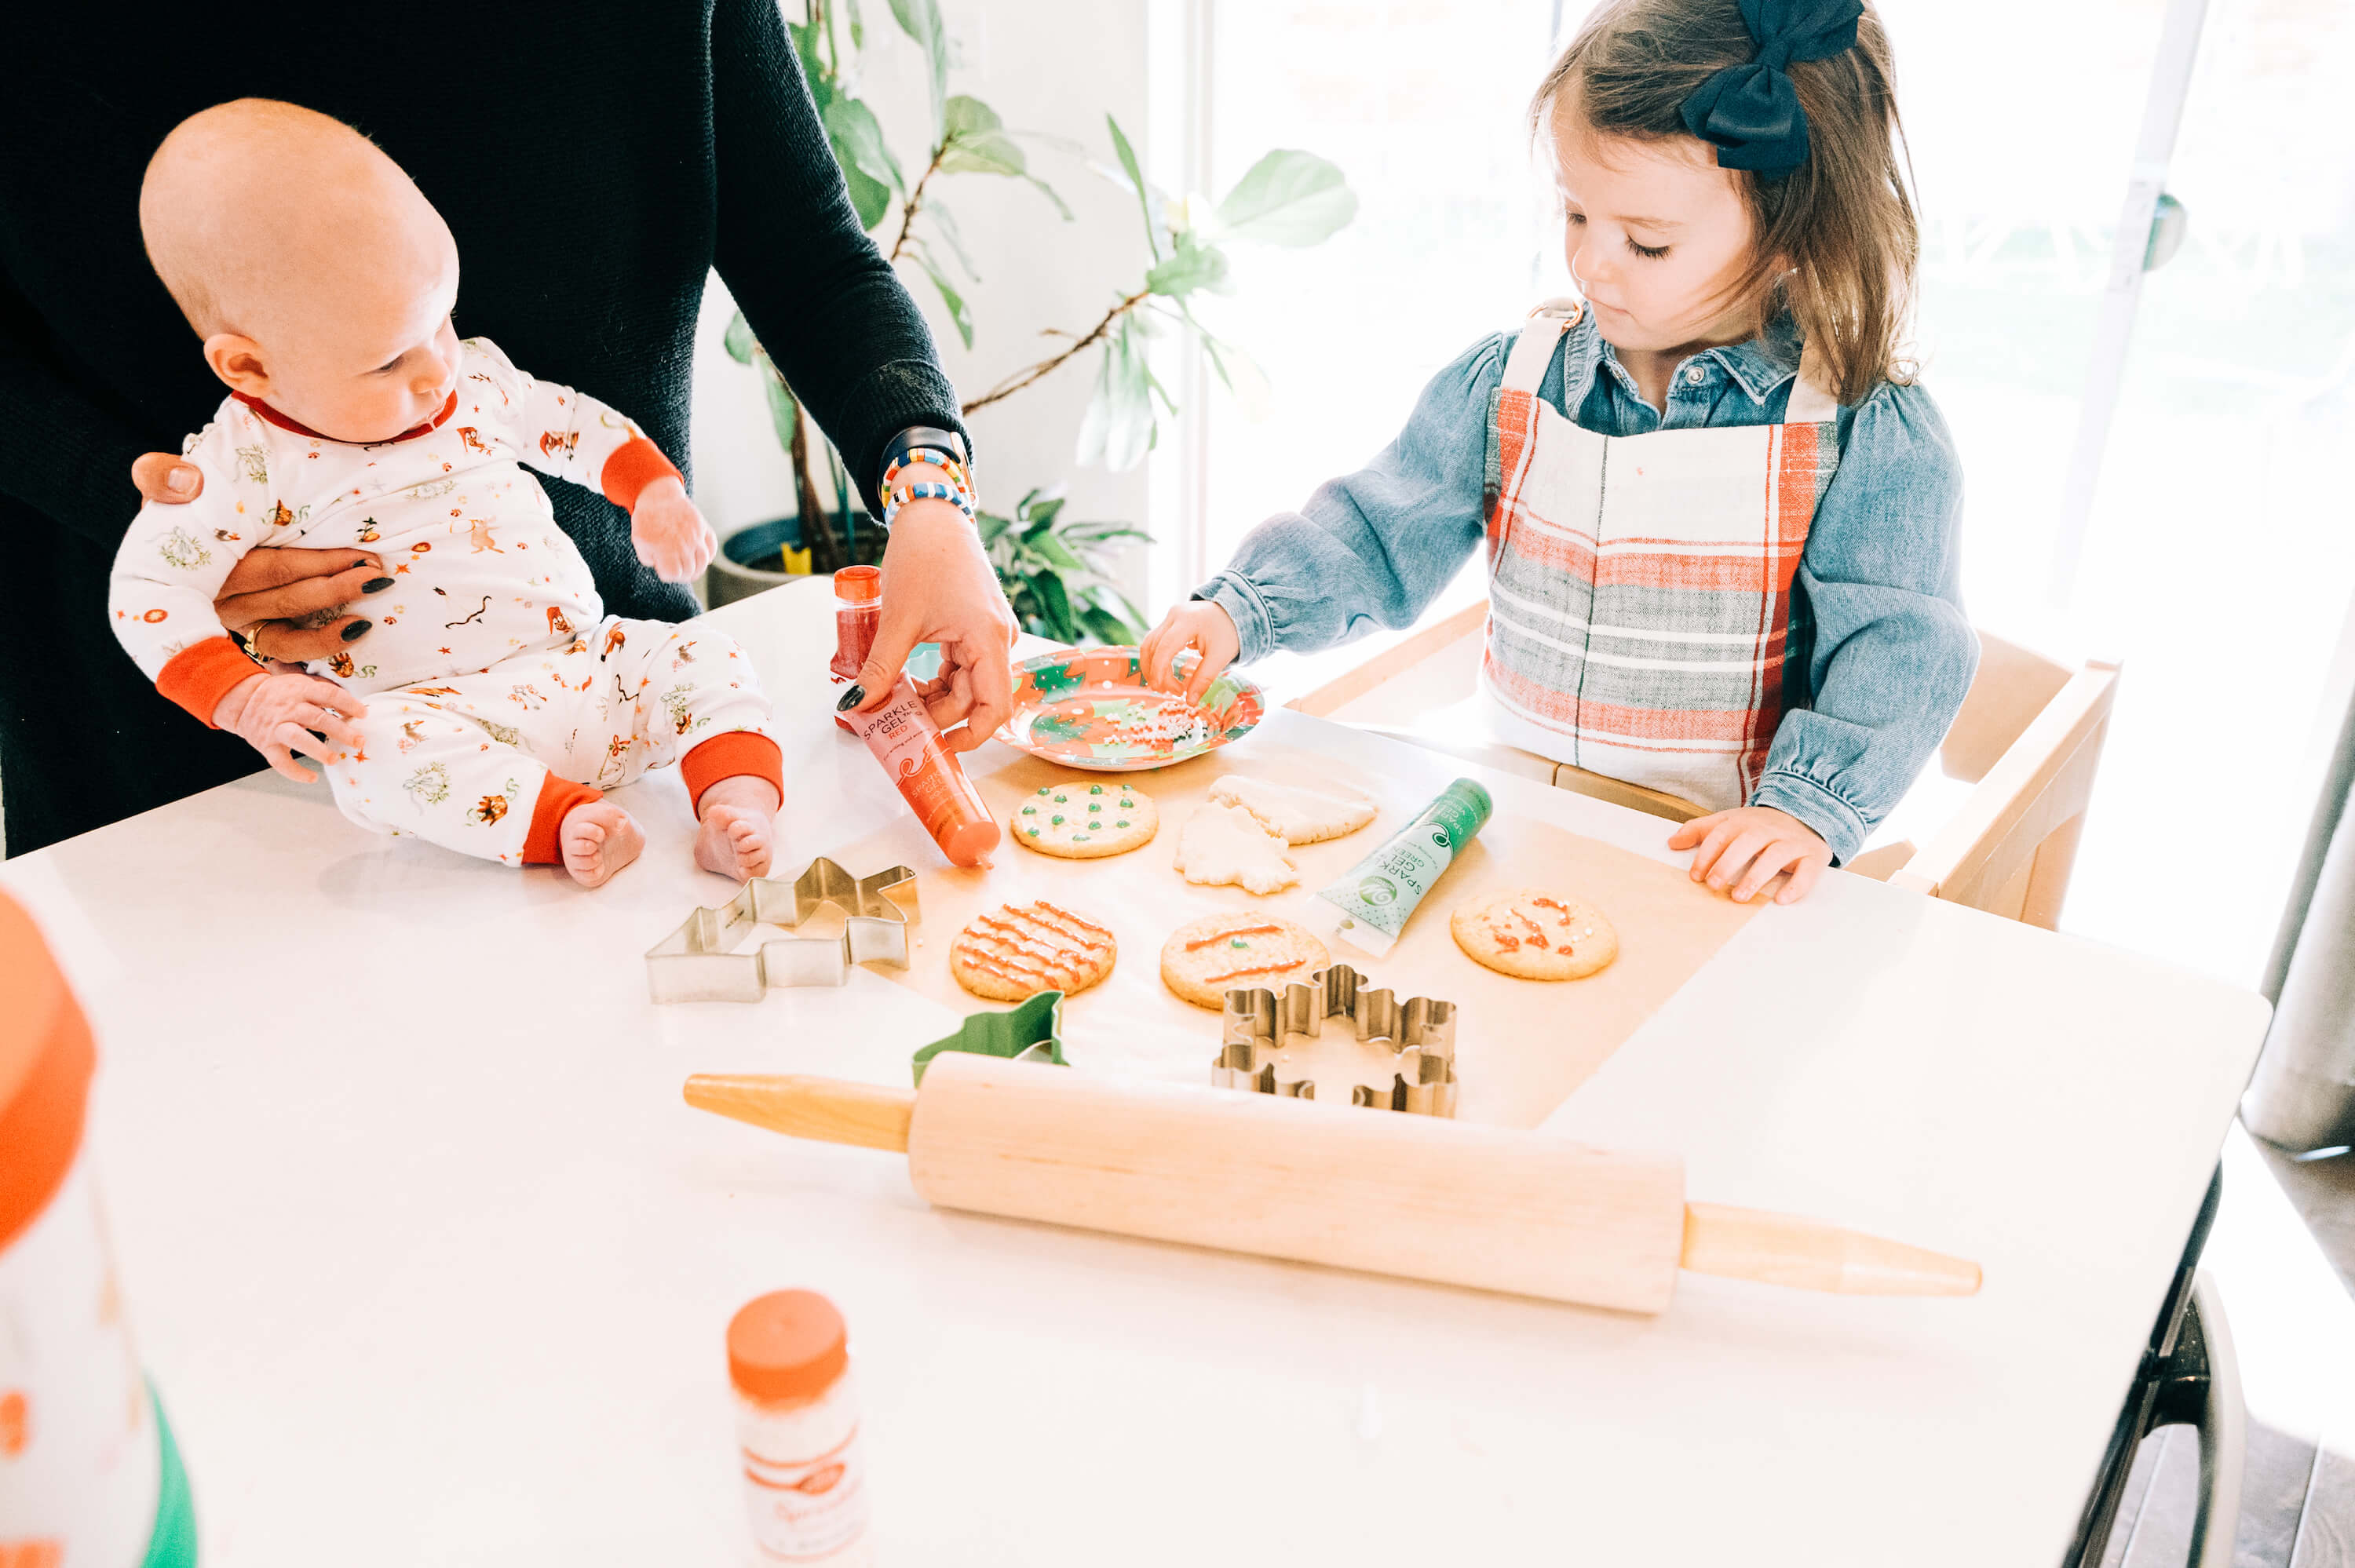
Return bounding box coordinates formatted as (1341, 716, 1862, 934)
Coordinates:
(728, 1289, 849, 1407)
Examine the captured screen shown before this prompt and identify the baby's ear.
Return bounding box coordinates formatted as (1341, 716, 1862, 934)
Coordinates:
(201, 332, 272, 397)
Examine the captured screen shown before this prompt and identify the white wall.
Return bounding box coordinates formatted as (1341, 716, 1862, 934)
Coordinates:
(688, 1, 1156, 603)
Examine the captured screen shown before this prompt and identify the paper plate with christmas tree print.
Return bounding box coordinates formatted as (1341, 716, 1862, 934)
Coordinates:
(998, 646, 1264, 771)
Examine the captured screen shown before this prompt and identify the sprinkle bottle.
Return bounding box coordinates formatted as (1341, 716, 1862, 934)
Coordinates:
(829, 567, 882, 734)
(729, 1289, 872, 1565)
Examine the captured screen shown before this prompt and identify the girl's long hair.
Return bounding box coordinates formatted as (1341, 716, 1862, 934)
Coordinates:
(1532, 0, 1919, 406)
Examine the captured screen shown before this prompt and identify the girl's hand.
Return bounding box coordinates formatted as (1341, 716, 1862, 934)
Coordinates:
(630, 476, 718, 582)
(856, 498, 1020, 753)
(1140, 600, 1240, 702)
(1668, 805, 1832, 904)
(212, 670, 368, 784)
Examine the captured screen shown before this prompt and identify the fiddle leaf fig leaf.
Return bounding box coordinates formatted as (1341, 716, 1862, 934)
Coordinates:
(721, 308, 758, 366)
(1104, 114, 1161, 262)
(1209, 149, 1357, 247)
(1145, 232, 1231, 299)
(912, 246, 974, 349)
(887, 0, 949, 139)
(823, 96, 904, 198)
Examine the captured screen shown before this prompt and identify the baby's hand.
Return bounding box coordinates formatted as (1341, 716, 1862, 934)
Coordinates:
(630, 476, 717, 583)
(1140, 600, 1240, 702)
(1668, 805, 1832, 904)
(213, 670, 368, 784)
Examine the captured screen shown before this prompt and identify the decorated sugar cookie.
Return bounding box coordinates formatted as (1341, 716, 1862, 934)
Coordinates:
(1159, 913, 1330, 1010)
(951, 900, 1119, 1002)
(1009, 781, 1157, 859)
(1448, 888, 1618, 981)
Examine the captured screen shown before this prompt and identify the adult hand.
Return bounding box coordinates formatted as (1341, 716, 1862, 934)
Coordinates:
(133, 450, 388, 662)
(1667, 804, 1834, 904)
(855, 497, 1018, 753)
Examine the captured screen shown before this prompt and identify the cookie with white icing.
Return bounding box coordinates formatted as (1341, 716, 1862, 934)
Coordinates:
(1448, 888, 1618, 981)
(1010, 780, 1157, 858)
(1172, 801, 1298, 895)
(951, 900, 1119, 1001)
(1159, 913, 1330, 1010)
(1206, 775, 1376, 844)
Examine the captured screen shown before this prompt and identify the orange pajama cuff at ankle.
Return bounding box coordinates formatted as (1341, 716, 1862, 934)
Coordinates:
(599, 437, 685, 512)
(681, 732, 783, 815)
(157, 636, 264, 726)
(522, 775, 604, 866)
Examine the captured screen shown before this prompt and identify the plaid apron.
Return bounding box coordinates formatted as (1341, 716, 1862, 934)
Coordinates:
(1480, 301, 1842, 812)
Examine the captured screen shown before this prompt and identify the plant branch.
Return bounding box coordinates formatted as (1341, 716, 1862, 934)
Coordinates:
(886, 147, 947, 264)
(962, 288, 1151, 414)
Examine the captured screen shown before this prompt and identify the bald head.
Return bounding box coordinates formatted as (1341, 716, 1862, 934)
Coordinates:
(141, 98, 454, 341)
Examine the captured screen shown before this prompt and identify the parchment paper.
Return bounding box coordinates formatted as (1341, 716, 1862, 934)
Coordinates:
(827, 744, 1760, 1129)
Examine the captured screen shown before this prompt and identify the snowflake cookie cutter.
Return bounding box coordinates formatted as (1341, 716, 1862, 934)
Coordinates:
(1214, 964, 1459, 1117)
(644, 858, 919, 1002)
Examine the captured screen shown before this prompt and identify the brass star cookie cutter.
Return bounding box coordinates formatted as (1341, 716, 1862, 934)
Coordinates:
(1214, 964, 1459, 1116)
(644, 858, 920, 1001)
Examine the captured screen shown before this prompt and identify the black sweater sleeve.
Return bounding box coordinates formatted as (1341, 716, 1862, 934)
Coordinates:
(709, 0, 969, 516)
(0, 269, 152, 551)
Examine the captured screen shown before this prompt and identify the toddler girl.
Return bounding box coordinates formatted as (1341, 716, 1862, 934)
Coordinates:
(108, 99, 782, 888)
(1142, 0, 1976, 904)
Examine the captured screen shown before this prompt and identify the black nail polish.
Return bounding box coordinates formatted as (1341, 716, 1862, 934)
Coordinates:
(837, 684, 864, 711)
(351, 560, 369, 571)
(361, 577, 394, 593)
(341, 621, 371, 642)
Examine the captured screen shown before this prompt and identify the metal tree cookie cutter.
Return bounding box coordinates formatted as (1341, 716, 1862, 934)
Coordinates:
(644, 858, 919, 1002)
(1214, 965, 1459, 1116)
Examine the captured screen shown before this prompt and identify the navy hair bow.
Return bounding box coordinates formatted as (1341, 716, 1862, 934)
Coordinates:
(1679, 0, 1864, 175)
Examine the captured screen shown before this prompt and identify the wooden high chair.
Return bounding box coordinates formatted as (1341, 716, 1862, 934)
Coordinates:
(1283, 602, 2119, 930)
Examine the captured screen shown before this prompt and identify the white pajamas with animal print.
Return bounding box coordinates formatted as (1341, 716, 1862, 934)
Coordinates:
(107, 336, 777, 866)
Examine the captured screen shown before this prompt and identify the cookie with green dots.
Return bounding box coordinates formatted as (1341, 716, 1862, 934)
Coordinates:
(1008, 779, 1159, 859)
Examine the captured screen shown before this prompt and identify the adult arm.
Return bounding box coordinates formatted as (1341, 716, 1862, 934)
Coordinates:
(1195, 333, 1503, 664)
(1748, 383, 1981, 864)
(706, 0, 966, 513)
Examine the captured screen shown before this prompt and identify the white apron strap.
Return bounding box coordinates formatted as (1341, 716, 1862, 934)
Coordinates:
(1500, 298, 1585, 394)
(1786, 343, 1839, 423)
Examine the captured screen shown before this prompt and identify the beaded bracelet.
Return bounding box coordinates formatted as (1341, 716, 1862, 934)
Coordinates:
(882, 480, 977, 528)
(881, 449, 974, 516)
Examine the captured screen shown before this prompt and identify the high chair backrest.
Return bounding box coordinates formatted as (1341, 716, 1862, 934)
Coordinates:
(1286, 605, 2118, 930)
(1885, 634, 2120, 929)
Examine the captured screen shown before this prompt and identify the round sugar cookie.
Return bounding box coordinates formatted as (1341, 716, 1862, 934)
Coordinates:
(1010, 780, 1158, 859)
(1159, 913, 1329, 1010)
(951, 900, 1119, 1001)
(1449, 888, 1618, 981)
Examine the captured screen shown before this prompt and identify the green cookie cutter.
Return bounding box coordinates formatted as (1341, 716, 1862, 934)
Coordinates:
(911, 990, 1068, 1085)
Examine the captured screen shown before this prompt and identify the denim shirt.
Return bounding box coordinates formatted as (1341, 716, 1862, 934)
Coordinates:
(1196, 315, 1978, 863)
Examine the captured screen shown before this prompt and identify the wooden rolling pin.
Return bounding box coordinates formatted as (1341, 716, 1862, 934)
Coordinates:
(685, 1052, 1980, 1315)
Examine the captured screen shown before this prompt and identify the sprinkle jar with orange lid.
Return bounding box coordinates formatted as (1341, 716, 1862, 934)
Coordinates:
(728, 1289, 871, 1564)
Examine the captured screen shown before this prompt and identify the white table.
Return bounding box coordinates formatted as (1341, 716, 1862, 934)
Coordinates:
(3, 577, 2268, 1565)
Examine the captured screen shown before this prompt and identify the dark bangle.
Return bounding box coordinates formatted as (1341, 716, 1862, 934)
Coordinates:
(877, 425, 968, 517)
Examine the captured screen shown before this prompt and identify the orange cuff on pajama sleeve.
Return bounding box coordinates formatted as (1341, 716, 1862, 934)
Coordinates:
(681, 732, 783, 816)
(599, 437, 685, 512)
(521, 775, 605, 866)
(156, 636, 265, 727)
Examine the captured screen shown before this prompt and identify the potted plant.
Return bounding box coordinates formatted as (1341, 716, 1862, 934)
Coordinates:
(707, 0, 1358, 640)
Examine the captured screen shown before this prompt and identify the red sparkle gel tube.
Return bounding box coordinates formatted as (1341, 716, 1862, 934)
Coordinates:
(837, 680, 999, 868)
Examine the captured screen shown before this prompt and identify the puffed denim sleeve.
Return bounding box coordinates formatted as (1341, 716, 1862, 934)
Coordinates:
(1749, 382, 1979, 863)
(1195, 332, 1507, 663)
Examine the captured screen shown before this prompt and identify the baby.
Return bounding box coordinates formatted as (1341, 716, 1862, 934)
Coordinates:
(109, 99, 781, 888)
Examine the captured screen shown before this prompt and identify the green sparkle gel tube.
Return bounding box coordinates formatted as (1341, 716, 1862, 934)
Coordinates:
(1304, 778, 1493, 956)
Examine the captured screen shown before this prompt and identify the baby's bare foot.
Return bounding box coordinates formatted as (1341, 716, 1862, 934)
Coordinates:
(693, 774, 781, 881)
(695, 804, 775, 881)
(561, 800, 644, 888)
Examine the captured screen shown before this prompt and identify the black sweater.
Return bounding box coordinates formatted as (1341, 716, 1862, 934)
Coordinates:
(1, 0, 964, 855)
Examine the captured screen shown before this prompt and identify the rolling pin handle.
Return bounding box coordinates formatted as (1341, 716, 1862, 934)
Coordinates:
(683, 1074, 916, 1154)
(1679, 1202, 1982, 1296)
